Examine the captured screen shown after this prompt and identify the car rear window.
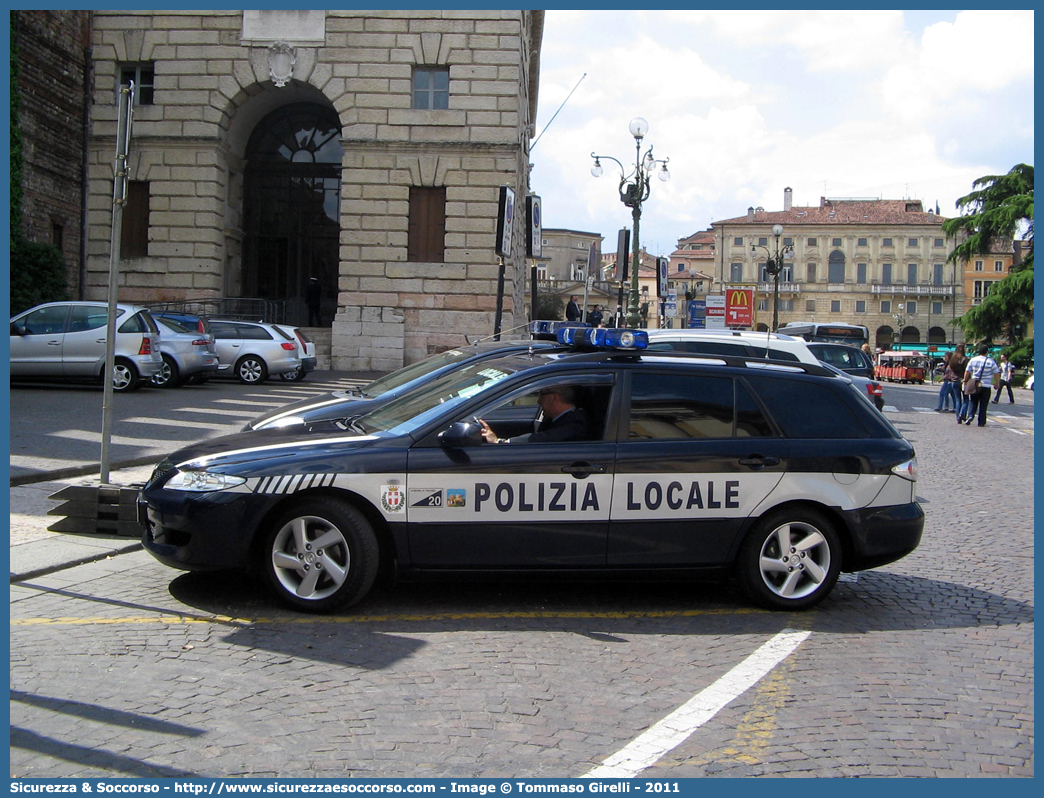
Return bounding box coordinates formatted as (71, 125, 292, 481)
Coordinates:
(237, 324, 274, 341)
(745, 375, 871, 439)
(117, 311, 154, 334)
(628, 372, 773, 440)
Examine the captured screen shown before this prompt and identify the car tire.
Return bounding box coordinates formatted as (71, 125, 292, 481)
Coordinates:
(112, 359, 142, 393)
(262, 498, 379, 613)
(736, 506, 841, 611)
(235, 355, 268, 384)
(280, 365, 306, 382)
(151, 354, 181, 388)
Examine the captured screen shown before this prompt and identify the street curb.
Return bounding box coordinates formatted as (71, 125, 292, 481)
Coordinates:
(10, 455, 159, 487)
(10, 541, 144, 583)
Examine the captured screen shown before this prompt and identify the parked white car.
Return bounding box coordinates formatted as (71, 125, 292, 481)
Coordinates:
(644, 328, 821, 365)
(274, 324, 317, 382)
(10, 301, 163, 392)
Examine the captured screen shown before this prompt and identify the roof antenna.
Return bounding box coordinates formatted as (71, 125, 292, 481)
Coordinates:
(531, 73, 586, 151)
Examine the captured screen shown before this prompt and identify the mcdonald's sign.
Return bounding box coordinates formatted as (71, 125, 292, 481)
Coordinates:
(725, 287, 754, 327)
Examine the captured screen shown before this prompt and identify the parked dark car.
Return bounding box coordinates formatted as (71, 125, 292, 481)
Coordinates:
(140, 328, 923, 614)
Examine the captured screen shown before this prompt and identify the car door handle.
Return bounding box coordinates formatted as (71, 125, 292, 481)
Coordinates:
(738, 455, 781, 470)
(561, 462, 606, 477)
(47, 341, 61, 346)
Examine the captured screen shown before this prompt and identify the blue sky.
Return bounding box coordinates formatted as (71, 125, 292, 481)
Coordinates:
(529, 9, 1035, 256)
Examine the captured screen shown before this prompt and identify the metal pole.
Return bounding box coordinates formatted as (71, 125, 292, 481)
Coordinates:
(493, 256, 506, 340)
(100, 80, 135, 484)
(626, 205, 641, 327)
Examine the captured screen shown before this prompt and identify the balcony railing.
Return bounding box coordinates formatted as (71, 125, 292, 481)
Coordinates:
(871, 284, 955, 296)
(756, 281, 801, 293)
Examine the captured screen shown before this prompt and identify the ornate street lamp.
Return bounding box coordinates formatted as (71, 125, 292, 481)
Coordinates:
(590, 117, 670, 327)
(892, 302, 906, 346)
(750, 224, 793, 330)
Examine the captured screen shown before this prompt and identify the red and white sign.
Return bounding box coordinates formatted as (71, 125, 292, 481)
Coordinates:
(706, 294, 726, 329)
(725, 287, 754, 327)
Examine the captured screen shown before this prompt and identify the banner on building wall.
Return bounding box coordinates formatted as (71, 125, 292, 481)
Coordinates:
(725, 286, 755, 327)
(495, 185, 515, 258)
(525, 195, 541, 258)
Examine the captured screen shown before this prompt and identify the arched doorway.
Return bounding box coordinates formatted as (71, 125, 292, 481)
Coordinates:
(242, 103, 342, 326)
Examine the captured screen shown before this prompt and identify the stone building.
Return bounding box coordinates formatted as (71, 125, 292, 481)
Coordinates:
(710, 189, 964, 349)
(11, 10, 92, 280)
(533, 228, 612, 320)
(78, 9, 543, 369)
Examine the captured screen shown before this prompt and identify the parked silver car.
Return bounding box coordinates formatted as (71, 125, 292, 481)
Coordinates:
(274, 324, 317, 382)
(10, 301, 163, 392)
(209, 319, 302, 384)
(151, 317, 220, 388)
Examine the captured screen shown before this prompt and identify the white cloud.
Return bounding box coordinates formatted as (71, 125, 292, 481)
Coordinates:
(531, 10, 1034, 254)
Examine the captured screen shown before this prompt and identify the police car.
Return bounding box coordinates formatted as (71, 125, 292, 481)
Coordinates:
(139, 327, 923, 613)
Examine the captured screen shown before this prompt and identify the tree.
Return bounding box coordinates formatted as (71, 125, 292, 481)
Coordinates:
(943, 164, 1033, 345)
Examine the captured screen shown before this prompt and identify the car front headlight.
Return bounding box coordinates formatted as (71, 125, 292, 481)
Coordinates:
(164, 469, 247, 492)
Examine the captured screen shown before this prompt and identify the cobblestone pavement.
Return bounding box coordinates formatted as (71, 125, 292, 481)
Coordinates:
(9, 396, 1034, 778)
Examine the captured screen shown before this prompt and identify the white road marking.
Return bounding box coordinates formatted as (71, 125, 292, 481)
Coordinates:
(582, 629, 811, 778)
(121, 416, 238, 431)
(1006, 428, 1029, 436)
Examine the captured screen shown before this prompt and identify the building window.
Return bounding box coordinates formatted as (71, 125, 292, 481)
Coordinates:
(857, 237, 868, 247)
(855, 300, 866, 313)
(536, 264, 547, 280)
(827, 251, 846, 283)
(856, 263, 867, 284)
(881, 300, 891, 313)
(806, 263, 817, 283)
(933, 263, 945, 285)
(729, 263, 743, 282)
(783, 237, 793, 247)
(974, 260, 984, 271)
(994, 260, 1004, 272)
(407, 186, 446, 262)
(807, 237, 817, 247)
(51, 222, 64, 252)
(830, 300, 841, 313)
(882, 263, 892, 284)
(120, 181, 150, 258)
(973, 281, 992, 300)
(412, 66, 449, 110)
(806, 299, 816, 312)
(882, 238, 893, 247)
(733, 237, 743, 246)
(757, 299, 768, 312)
(932, 301, 943, 315)
(780, 299, 794, 312)
(831, 237, 842, 247)
(758, 237, 768, 246)
(934, 238, 944, 247)
(906, 301, 917, 315)
(907, 263, 918, 284)
(119, 63, 155, 105)
(577, 241, 588, 249)
(908, 238, 918, 247)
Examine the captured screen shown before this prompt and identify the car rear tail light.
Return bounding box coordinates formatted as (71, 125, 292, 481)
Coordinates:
(139, 338, 152, 355)
(281, 342, 297, 351)
(191, 338, 209, 347)
(867, 382, 883, 396)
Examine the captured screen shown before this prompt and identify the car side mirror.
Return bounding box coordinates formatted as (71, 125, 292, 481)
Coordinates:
(11, 323, 25, 336)
(438, 420, 484, 448)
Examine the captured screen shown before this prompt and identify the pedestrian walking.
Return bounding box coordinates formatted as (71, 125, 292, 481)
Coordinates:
(961, 344, 1000, 427)
(950, 343, 970, 422)
(861, 343, 875, 378)
(565, 295, 582, 322)
(991, 353, 1016, 404)
(933, 352, 959, 412)
(305, 277, 322, 326)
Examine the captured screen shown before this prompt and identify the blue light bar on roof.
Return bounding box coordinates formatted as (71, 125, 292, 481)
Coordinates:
(529, 320, 590, 340)
(555, 326, 648, 350)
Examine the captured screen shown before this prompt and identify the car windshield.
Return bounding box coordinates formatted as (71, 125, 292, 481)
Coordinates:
(354, 357, 527, 435)
(358, 347, 479, 399)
